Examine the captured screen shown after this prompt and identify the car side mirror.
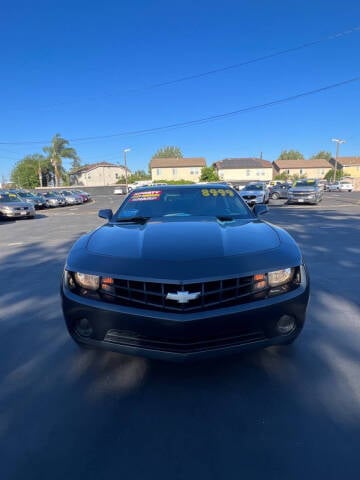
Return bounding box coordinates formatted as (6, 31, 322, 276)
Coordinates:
(253, 204, 268, 216)
(98, 209, 113, 220)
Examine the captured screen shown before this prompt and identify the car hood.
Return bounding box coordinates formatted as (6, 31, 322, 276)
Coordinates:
(66, 218, 302, 281)
(290, 186, 317, 192)
(240, 190, 263, 195)
(0, 201, 33, 208)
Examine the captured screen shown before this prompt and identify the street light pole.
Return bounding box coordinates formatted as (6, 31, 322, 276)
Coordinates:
(331, 138, 345, 182)
(123, 148, 131, 194)
(38, 159, 43, 187)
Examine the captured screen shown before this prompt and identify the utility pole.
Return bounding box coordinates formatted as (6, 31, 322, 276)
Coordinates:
(38, 159, 43, 187)
(123, 148, 131, 194)
(331, 138, 345, 182)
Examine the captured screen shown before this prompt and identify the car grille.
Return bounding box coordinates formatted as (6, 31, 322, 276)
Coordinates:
(14, 207, 29, 211)
(291, 191, 314, 197)
(103, 328, 266, 353)
(242, 195, 257, 200)
(95, 273, 299, 312)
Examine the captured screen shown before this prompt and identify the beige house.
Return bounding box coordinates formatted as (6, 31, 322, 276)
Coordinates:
(329, 157, 360, 178)
(69, 162, 129, 187)
(150, 157, 206, 182)
(213, 158, 273, 182)
(273, 159, 332, 179)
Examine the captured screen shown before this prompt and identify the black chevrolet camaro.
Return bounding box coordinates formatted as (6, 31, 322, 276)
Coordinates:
(61, 184, 309, 360)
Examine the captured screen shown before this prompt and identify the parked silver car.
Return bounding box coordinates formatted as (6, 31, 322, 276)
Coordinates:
(287, 179, 323, 205)
(239, 182, 269, 205)
(60, 190, 83, 205)
(43, 192, 60, 207)
(0, 192, 36, 219)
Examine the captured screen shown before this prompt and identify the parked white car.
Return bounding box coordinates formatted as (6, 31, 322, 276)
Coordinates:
(327, 181, 353, 192)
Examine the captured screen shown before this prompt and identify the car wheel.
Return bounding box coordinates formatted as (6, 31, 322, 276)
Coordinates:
(271, 192, 280, 200)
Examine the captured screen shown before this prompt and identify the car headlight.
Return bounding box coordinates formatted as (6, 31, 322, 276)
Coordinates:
(2, 206, 12, 211)
(73, 272, 100, 290)
(268, 268, 294, 287)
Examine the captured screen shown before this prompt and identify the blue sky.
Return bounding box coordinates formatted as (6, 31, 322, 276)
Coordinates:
(0, 0, 359, 180)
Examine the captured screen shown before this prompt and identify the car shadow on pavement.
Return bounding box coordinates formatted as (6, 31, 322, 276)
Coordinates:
(1, 225, 360, 480)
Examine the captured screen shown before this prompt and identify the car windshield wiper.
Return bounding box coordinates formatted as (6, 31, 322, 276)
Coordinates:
(115, 216, 151, 224)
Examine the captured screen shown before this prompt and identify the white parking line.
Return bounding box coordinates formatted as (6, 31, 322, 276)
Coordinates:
(7, 242, 24, 246)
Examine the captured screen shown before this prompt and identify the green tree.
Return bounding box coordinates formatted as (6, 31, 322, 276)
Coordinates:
(278, 150, 304, 160)
(199, 166, 219, 182)
(10, 154, 48, 188)
(324, 169, 349, 181)
(71, 157, 82, 170)
(274, 172, 289, 181)
(153, 146, 183, 158)
(43, 133, 79, 186)
(117, 170, 151, 184)
(310, 151, 332, 161)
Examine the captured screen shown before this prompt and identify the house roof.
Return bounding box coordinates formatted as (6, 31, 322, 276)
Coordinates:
(70, 162, 127, 175)
(273, 159, 332, 169)
(150, 157, 206, 168)
(214, 158, 272, 169)
(336, 156, 360, 167)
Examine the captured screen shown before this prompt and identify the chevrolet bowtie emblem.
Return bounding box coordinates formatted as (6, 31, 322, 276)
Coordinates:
(166, 291, 201, 304)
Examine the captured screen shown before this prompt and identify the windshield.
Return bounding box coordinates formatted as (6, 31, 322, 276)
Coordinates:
(243, 183, 264, 191)
(293, 179, 316, 187)
(114, 187, 252, 220)
(17, 192, 34, 198)
(0, 193, 21, 203)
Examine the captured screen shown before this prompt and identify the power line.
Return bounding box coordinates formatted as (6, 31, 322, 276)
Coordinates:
(141, 26, 360, 91)
(0, 76, 358, 146)
(8, 25, 360, 113)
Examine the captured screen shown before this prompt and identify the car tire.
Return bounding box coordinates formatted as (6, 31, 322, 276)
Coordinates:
(271, 192, 280, 200)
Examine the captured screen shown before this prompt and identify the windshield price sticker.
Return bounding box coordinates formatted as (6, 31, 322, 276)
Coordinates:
(201, 188, 234, 197)
(130, 190, 162, 202)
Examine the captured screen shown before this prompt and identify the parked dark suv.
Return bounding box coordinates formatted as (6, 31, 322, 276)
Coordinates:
(269, 183, 292, 200)
(287, 179, 323, 205)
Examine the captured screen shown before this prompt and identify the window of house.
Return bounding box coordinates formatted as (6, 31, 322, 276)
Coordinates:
(172, 168, 177, 176)
(115, 173, 119, 179)
(246, 170, 250, 176)
(156, 168, 161, 176)
(300, 169, 303, 174)
(286, 169, 290, 174)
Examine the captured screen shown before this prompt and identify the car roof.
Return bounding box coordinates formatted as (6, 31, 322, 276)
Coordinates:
(134, 183, 234, 191)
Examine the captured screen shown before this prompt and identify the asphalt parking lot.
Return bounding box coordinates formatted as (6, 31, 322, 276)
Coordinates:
(1, 191, 360, 480)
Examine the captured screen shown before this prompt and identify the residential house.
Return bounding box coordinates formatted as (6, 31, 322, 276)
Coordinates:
(329, 157, 360, 178)
(69, 162, 129, 187)
(150, 157, 206, 182)
(272, 159, 332, 179)
(213, 158, 273, 182)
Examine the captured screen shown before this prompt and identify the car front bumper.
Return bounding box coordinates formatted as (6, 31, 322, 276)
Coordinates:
(241, 197, 265, 205)
(287, 196, 318, 204)
(61, 268, 310, 360)
(1, 209, 35, 218)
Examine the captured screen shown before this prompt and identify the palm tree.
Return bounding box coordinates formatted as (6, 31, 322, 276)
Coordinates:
(43, 134, 79, 186)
